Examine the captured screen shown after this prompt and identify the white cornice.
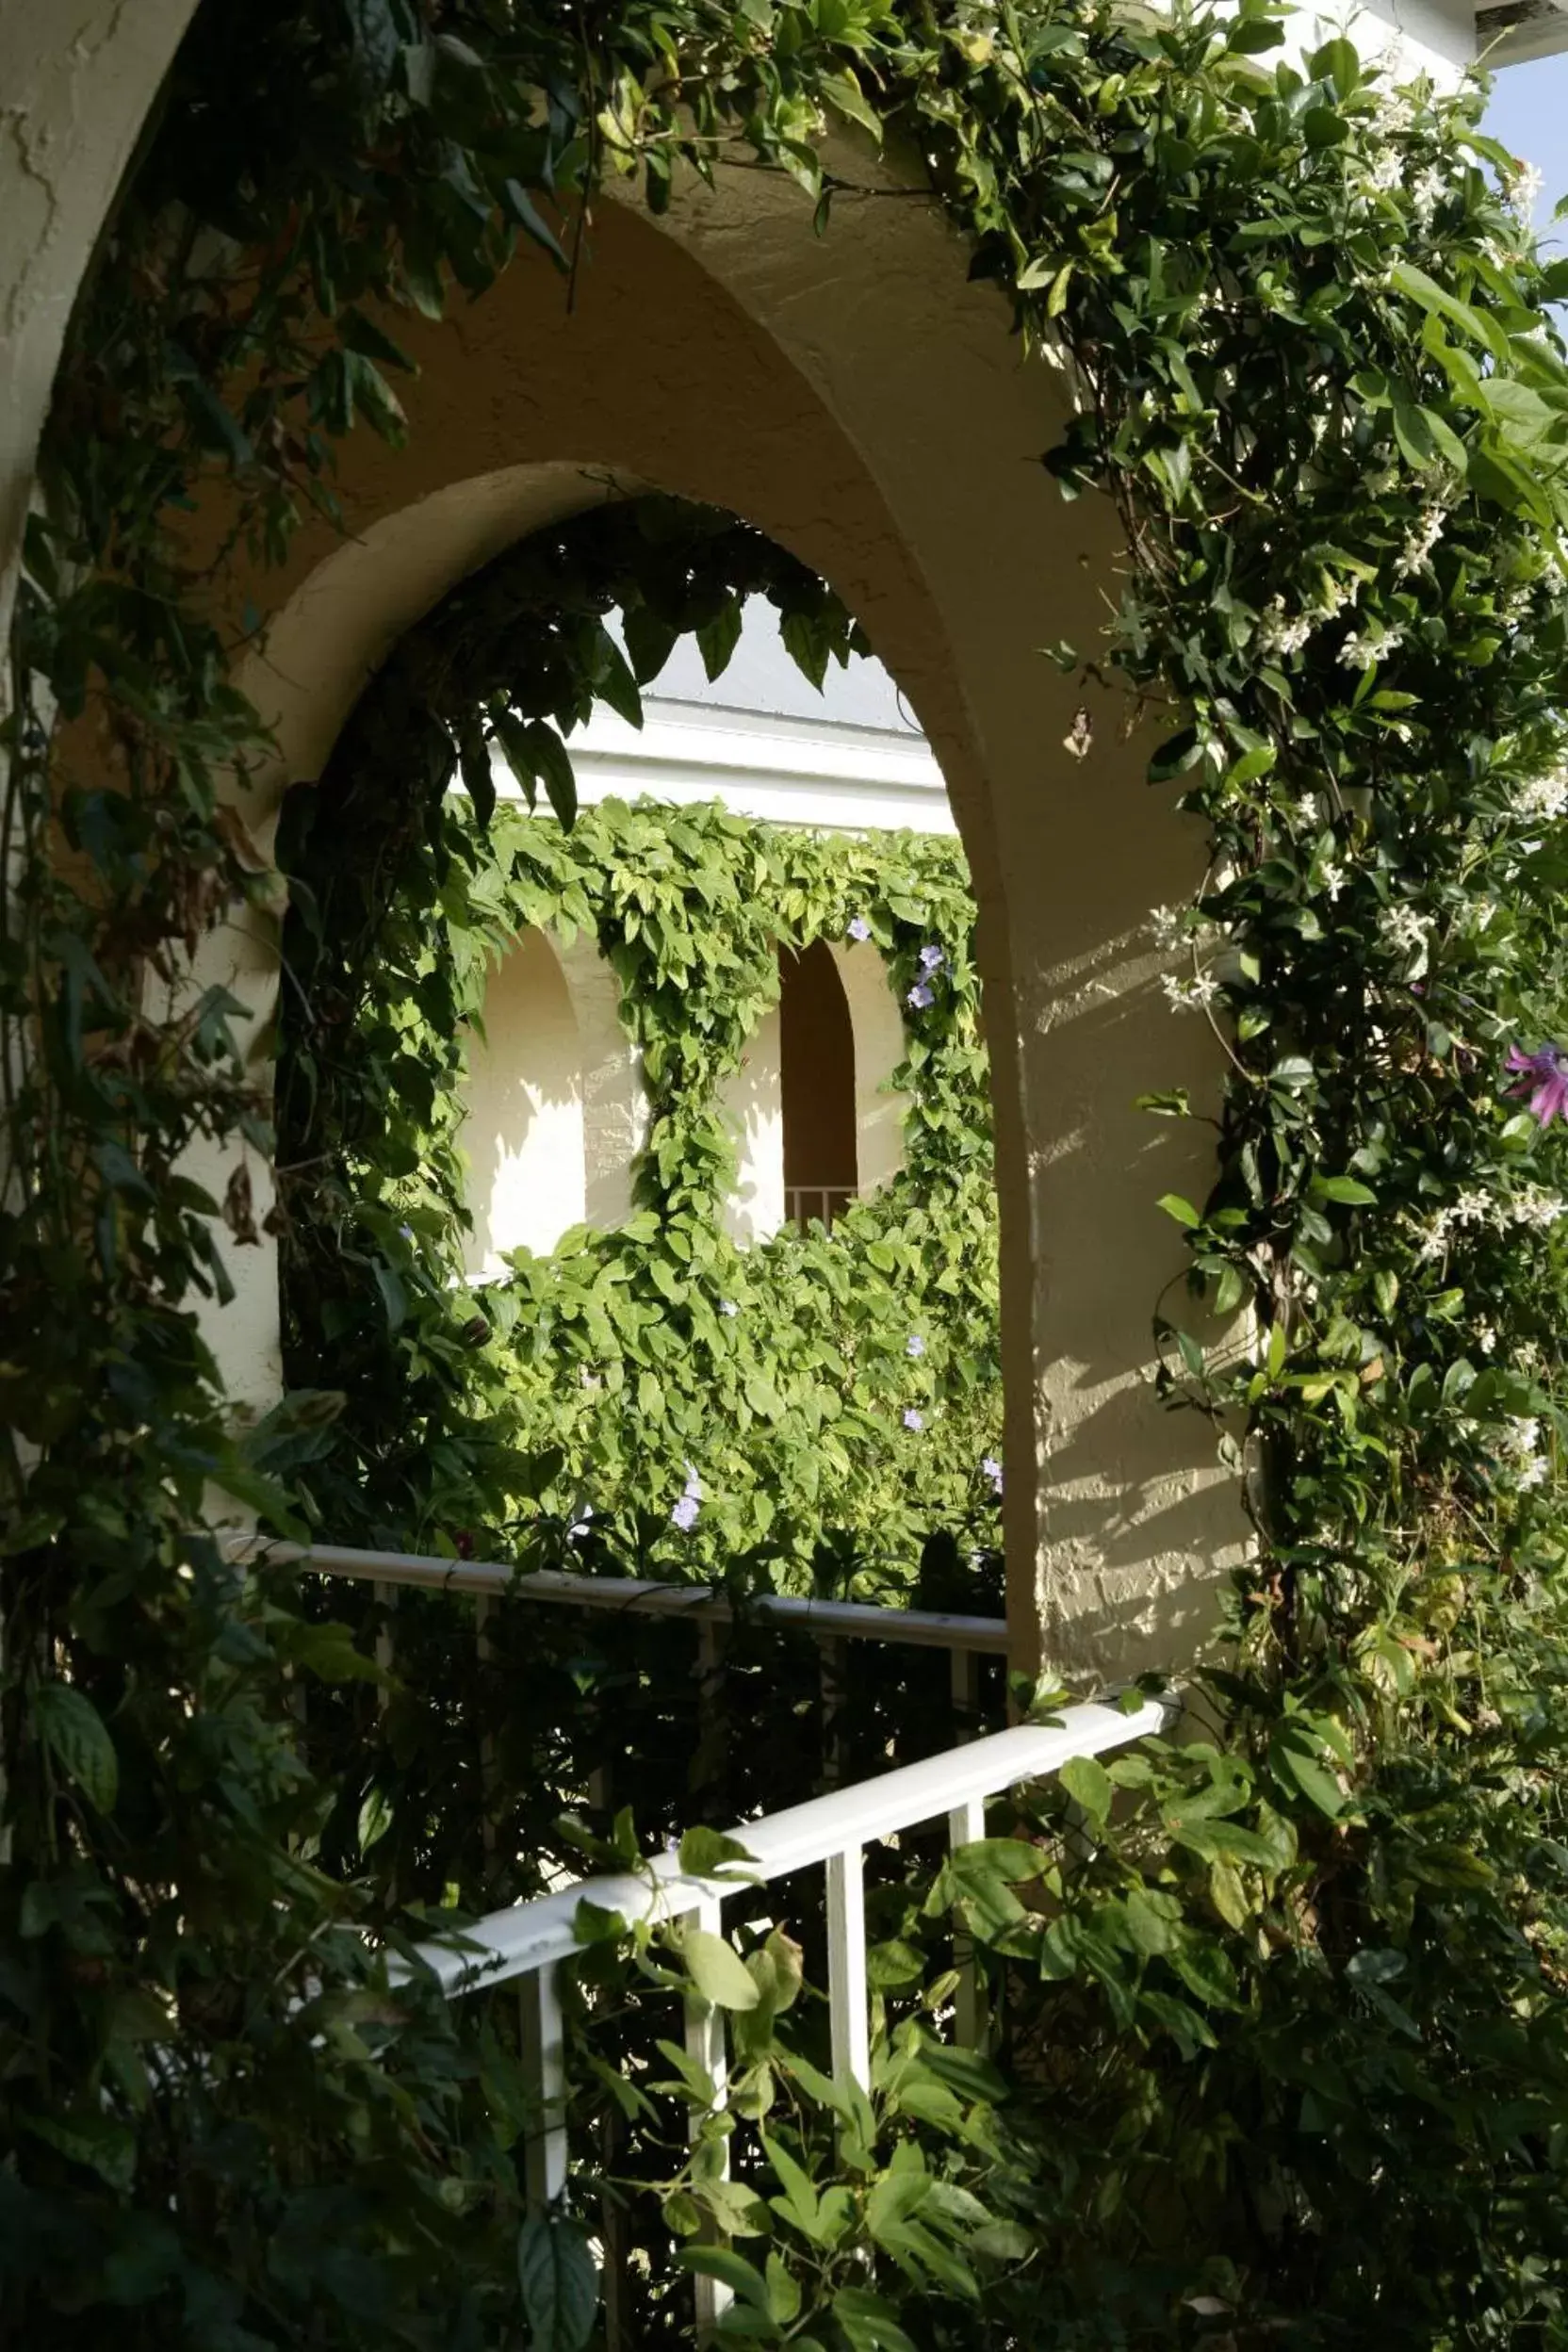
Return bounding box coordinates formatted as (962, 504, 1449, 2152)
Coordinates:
(490, 694, 956, 835)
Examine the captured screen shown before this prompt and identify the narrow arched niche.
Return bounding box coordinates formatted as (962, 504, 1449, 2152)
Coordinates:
(460, 928, 585, 1276)
(779, 940, 858, 1231)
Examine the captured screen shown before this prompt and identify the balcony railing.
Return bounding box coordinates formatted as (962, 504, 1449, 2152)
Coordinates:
(784, 1182, 858, 1232)
(408, 1690, 1174, 2337)
(230, 1536, 1173, 2342)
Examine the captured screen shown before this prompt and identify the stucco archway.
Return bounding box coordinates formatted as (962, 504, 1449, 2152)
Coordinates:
(7, 26, 1246, 1677)
(177, 172, 1244, 1685)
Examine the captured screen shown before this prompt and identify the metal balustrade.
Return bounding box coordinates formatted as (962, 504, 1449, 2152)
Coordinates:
(784, 1182, 858, 1232)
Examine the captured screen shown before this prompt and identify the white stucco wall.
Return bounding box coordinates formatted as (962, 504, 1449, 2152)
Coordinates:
(717, 1003, 787, 1245)
(461, 929, 586, 1275)
(830, 940, 908, 1199)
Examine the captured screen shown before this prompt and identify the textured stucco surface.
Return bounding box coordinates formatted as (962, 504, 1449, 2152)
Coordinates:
(0, 0, 197, 661)
(461, 929, 586, 1275)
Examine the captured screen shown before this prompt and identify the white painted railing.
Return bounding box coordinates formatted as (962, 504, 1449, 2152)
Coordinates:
(400, 1690, 1174, 2335)
(229, 1536, 1009, 1770)
(226, 1534, 1171, 2337)
(784, 1182, 858, 1232)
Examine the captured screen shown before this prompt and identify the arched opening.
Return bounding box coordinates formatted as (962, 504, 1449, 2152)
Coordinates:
(779, 939, 858, 1232)
(198, 172, 1239, 1683)
(459, 928, 584, 1277)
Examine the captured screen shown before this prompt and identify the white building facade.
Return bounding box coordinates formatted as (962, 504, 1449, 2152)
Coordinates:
(460, 608, 951, 1273)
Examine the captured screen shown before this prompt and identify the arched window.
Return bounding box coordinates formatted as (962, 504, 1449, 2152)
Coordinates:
(779, 939, 858, 1231)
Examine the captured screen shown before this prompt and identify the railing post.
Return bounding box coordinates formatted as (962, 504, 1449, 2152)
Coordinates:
(950, 1642, 981, 1744)
(373, 1579, 395, 1720)
(692, 1618, 726, 1816)
(946, 1793, 987, 2049)
(475, 1593, 498, 1865)
(684, 1894, 732, 2337)
(518, 1964, 569, 2211)
(825, 1845, 871, 2092)
(819, 1636, 849, 1789)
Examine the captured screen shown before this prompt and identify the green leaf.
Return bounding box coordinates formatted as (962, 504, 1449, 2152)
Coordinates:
(357, 1785, 394, 1853)
(1157, 1193, 1200, 1229)
(682, 1926, 762, 2011)
(1313, 1174, 1377, 1206)
(523, 720, 578, 829)
(34, 1682, 117, 1813)
(1058, 1752, 1114, 1825)
(833, 2287, 919, 2352)
(678, 1825, 758, 1879)
(678, 2246, 771, 2309)
(516, 2213, 599, 2352)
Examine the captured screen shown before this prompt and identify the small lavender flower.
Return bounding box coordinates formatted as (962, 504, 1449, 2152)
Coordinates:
(981, 1454, 1004, 1495)
(671, 1494, 700, 1532)
(906, 982, 935, 1010)
(918, 942, 946, 974)
(906, 1333, 926, 1358)
(719, 1298, 739, 1318)
(847, 916, 872, 942)
(1507, 1042, 1568, 1126)
(903, 1408, 924, 1432)
(399, 1223, 415, 1240)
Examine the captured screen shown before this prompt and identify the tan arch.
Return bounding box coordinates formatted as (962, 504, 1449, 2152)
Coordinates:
(129, 151, 1238, 1683)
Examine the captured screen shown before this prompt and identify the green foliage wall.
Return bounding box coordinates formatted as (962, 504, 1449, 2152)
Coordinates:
(287, 783, 1003, 1595)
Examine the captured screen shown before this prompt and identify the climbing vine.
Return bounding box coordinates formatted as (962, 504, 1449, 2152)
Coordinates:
(8, 0, 1568, 2342)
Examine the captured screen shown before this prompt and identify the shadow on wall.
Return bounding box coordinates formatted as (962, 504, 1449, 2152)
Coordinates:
(461, 929, 584, 1274)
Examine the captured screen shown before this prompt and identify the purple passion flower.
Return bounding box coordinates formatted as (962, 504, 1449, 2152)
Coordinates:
(1507, 1042, 1568, 1126)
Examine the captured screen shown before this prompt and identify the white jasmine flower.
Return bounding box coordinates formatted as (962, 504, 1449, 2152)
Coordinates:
(1381, 905, 1434, 956)
(1511, 1185, 1568, 1231)
(1411, 168, 1446, 228)
(1476, 1323, 1497, 1355)
(1368, 151, 1403, 193)
(1512, 773, 1568, 825)
(1396, 506, 1446, 577)
(1380, 93, 1417, 135)
(1339, 621, 1404, 670)
(1319, 858, 1349, 901)
(1257, 596, 1314, 657)
(1507, 158, 1545, 222)
(1147, 903, 1187, 950)
(1161, 971, 1222, 1012)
